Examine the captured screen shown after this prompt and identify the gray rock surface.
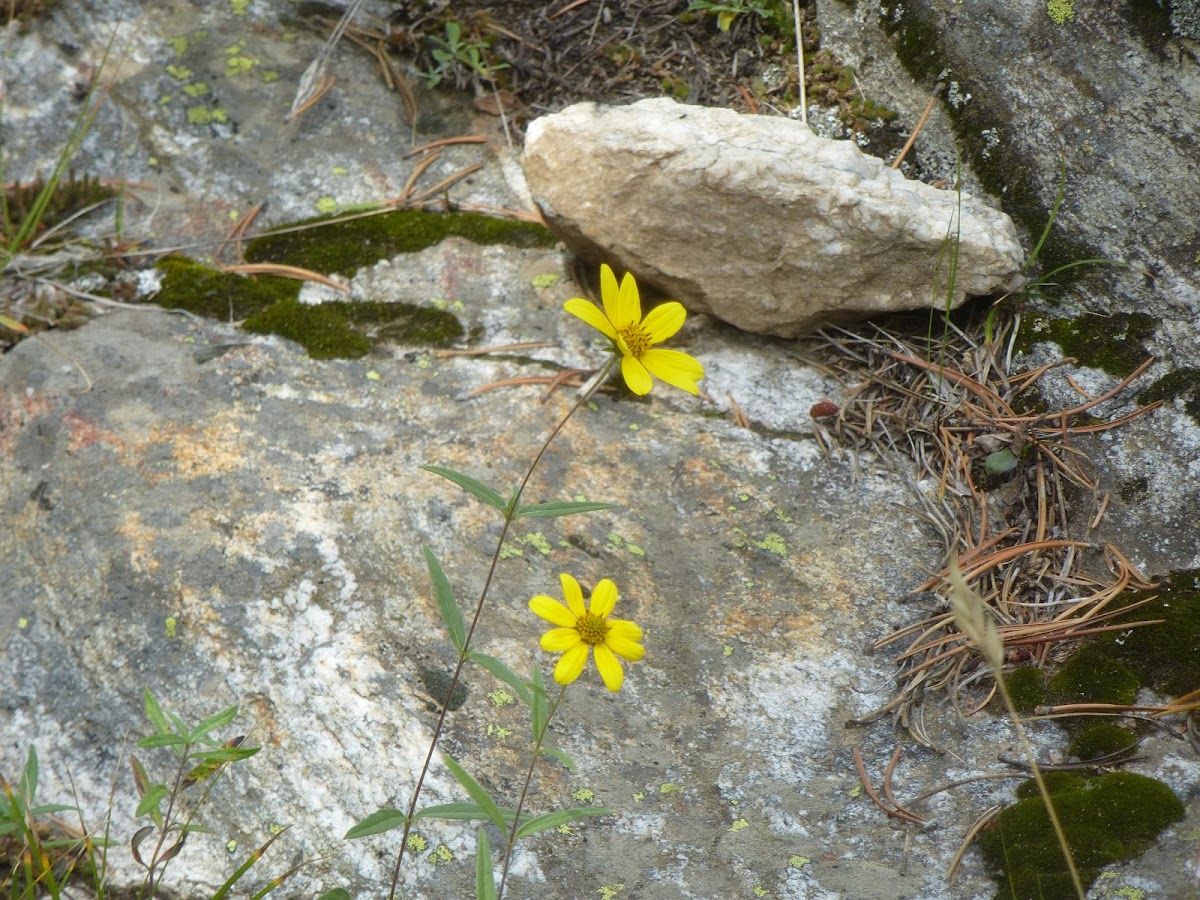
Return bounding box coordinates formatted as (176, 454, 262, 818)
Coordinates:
(523, 98, 1026, 337)
(2, 1, 1199, 898)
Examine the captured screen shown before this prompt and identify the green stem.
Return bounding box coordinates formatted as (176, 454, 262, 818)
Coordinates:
(495, 683, 568, 900)
(386, 358, 618, 900)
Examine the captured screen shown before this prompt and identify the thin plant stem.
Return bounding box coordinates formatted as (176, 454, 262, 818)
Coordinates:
(994, 677, 1086, 899)
(386, 357, 619, 900)
(496, 682, 568, 899)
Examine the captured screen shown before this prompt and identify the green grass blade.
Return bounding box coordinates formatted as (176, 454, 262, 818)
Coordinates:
(530, 667, 549, 742)
(209, 828, 288, 900)
(424, 546, 466, 651)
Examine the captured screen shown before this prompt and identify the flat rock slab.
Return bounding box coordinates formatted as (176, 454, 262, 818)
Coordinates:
(523, 98, 1025, 337)
(1, 280, 1003, 898)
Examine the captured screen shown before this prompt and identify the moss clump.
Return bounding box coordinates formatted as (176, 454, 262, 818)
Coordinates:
(1066, 723, 1137, 763)
(245, 209, 556, 276)
(418, 667, 468, 712)
(1118, 476, 1149, 504)
(1102, 570, 1200, 696)
(980, 772, 1183, 899)
(156, 255, 299, 318)
(1135, 366, 1200, 421)
(242, 299, 370, 360)
(1015, 312, 1157, 379)
(1048, 645, 1139, 706)
(340, 300, 465, 345)
(1004, 666, 1047, 714)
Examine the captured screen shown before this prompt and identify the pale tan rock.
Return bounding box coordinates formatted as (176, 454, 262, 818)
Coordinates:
(523, 98, 1026, 337)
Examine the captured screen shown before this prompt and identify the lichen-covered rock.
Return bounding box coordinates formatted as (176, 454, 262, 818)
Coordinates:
(523, 98, 1025, 336)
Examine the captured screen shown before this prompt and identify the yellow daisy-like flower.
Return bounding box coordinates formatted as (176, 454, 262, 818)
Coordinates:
(564, 264, 704, 396)
(529, 573, 645, 692)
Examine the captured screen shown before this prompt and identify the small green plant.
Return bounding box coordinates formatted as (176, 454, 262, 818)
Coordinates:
(345, 264, 705, 898)
(421, 21, 510, 89)
(0, 747, 99, 898)
(686, 0, 778, 32)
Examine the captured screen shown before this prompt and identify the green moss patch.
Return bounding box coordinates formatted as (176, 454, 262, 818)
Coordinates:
(1047, 645, 1139, 706)
(1066, 724, 1137, 763)
(1136, 366, 1200, 421)
(980, 772, 1184, 899)
(1004, 666, 1046, 714)
(1102, 570, 1200, 697)
(1015, 312, 1157, 379)
(244, 209, 555, 276)
(157, 257, 464, 359)
(157, 255, 299, 318)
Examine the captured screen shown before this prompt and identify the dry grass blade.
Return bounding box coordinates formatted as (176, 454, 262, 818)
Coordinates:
(852, 748, 927, 825)
(221, 263, 349, 294)
(287, 0, 365, 122)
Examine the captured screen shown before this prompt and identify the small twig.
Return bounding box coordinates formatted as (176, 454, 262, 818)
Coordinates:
(221, 263, 349, 294)
(405, 135, 489, 158)
(892, 83, 944, 170)
(434, 341, 557, 358)
(550, 0, 595, 19)
(793, 0, 806, 127)
(727, 392, 751, 429)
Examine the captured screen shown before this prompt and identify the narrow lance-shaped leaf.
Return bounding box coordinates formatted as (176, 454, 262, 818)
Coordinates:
(344, 808, 408, 840)
(476, 827, 497, 900)
(442, 754, 507, 835)
(515, 807, 612, 840)
(135, 784, 169, 819)
(539, 747, 576, 772)
(189, 705, 240, 743)
(144, 689, 170, 735)
(515, 500, 619, 520)
(425, 546, 466, 651)
(18, 746, 38, 802)
(420, 465, 508, 515)
(413, 802, 525, 824)
(468, 651, 531, 705)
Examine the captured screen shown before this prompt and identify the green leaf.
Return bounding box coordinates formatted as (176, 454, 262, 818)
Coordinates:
(420, 465, 508, 514)
(316, 891, 352, 900)
(144, 690, 170, 734)
(425, 546, 466, 651)
(530, 666, 549, 743)
(135, 784, 169, 818)
(18, 746, 37, 802)
(189, 705, 239, 742)
(28, 803, 75, 816)
(442, 754, 507, 834)
(137, 734, 188, 750)
(468, 652, 531, 705)
(514, 500, 618, 520)
(413, 802, 523, 824)
(539, 747, 576, 772)
(476, 828, 497, 900)
(515, 807, 611, 840)
(186, 746, 258, 765)
(344, 808, 408, 840)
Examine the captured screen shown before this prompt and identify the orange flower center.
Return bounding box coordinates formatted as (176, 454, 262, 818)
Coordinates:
(617, 322, 652, 359)
(576, 612, 610, 646)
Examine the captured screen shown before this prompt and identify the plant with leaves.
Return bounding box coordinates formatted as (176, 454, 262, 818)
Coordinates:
(421, 21, 509, 89)
(129, 690, 319, 900)
(345, 264, 703, 898)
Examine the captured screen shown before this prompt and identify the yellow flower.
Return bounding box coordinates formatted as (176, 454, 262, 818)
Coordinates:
(564, 264, 704, 396)
(529, 574, 645, 692)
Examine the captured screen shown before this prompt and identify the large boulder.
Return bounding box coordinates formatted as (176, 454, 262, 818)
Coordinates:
(523, 98, 1025, 337)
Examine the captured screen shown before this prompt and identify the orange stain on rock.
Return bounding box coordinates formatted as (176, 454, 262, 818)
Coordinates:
(117, 511, 160, 574)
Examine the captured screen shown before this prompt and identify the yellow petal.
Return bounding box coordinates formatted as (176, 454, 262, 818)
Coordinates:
(641, 301, 687, 343)
(620, 355, 653, 395)
(589, 578, 618, 618)
(564, 298, 617, 342)
(615, 270, 642, 327)
(560, 572, 587, 618)
(529, 594, 577, 628)
(593, 644, 625, 692)
(554, 643, 589, 685)
(641, 348, 704, 395)
(541, 627, 582, 652)
(600, 263, 621, 325)
(605, 631, 645, 662)
(607, 618, 644, 643)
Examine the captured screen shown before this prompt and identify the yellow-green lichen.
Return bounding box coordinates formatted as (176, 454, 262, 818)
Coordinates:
(487, 689, 514, 707)
(405, 834, 427, 853)
(182, 82, 210, 97)
(597, 886, 625, 900)
(729, 818, 749, 833)
(314, 196, 338, 215)
(186, 105, 229, 125)
(244, 209, 555, 276)
(531, 272, 560, 288)
(164, 616, 177, 638)
(523, 532, 553, 556)
(486, 723, 512, 739)
(570, 787, 595, 804)
(659, 783, 683, 796)
(166, 35, 188, 55)
(166, 63, 192, 80)
(429, 844, 454, 865)
(756, 533, 788, 556)
(788, 855, 810, 869)
(1047, 0, 1075, 25)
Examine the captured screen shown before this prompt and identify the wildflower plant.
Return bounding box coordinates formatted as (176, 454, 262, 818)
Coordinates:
(345, 265, 703, 898)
